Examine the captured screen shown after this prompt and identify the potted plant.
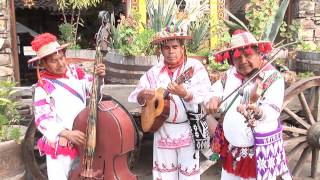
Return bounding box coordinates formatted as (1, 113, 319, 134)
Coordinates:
(0, 80, 27, 179)
(106, 12, 157, 84)
(186, 15, 211, 65)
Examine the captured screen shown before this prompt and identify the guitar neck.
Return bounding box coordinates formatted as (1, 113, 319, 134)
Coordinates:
(163, 67, 193, 99)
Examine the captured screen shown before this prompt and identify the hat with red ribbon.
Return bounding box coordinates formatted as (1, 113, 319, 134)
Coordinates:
(28, 33, 69, 63)
(213, 29, 272, 63)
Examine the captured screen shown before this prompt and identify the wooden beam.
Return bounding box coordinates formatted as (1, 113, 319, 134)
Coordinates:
(283, 106, 311, 129)
(292, 147, 312, 177)
(298, 92, 316, 124)
(9, 0, 20, 83)
(311, 148, 319, 178)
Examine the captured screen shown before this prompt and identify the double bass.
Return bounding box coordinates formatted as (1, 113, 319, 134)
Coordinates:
(69, 13, 138, 179)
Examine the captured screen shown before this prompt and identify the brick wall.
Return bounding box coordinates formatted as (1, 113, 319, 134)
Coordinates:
(0, 0, 14, 80)
(293, 0, 320, 43)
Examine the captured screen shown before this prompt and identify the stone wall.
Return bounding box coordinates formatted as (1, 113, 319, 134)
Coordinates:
(293, 0, 320, 43)
(0, 0, 14, 80)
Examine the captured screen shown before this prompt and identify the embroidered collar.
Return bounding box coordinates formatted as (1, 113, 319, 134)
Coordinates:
(160, 60, 185, 79)
(40, 69, 68, 79)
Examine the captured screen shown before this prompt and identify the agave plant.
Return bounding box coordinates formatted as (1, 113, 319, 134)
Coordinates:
(146, 0, 209, 33)
(186, 16, 210, 56)
(146, 0, 178, 32)
(224, 0, 290, 44)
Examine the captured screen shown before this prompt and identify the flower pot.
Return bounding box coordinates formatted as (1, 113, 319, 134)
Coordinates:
(104, 51, 159, 84)
(295, 51, 320, 75)
(0, 126, 27, 180)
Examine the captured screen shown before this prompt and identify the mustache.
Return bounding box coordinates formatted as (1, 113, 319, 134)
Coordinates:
(238, 64, 249, 68)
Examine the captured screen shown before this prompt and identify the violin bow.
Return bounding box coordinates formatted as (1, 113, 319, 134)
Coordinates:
(217, 47, 283, 108)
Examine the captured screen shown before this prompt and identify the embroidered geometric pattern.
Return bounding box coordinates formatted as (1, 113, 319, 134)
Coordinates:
(153, 162, 178, 173)
(179, 164, 200, 176)
(153, 162, 200, 176)
(255, 125, 290, 180)
(261, 71, 282, 96)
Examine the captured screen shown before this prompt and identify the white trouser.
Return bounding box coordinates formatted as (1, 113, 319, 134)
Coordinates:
(46, 155, 73, 180)
(153, 144, 200, 180)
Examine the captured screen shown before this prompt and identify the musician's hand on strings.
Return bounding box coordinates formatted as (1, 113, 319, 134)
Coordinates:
(237, 103, 262, 127)
(60, 130, 86, 146)
(237, 104, 249, 119)
(205, 96, 220, 114)
(96, 63, 106, 77)
(246, 104, 263, 120)
(167, 82, 187, 98)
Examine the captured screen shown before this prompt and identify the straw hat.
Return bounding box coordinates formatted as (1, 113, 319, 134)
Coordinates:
(151, 24, 192, 45)
(214, 29, 272, 63)
(28, 33, 69, 63)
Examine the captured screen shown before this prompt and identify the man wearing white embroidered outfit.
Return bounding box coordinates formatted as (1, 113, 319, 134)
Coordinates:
(29, 33, 106, 180)
(128, 26, 211, 180)
(205, 30, 292, 180)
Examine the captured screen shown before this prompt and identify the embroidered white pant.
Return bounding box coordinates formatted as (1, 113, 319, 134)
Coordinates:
(153, 144, 200, 180)
(46, 154, 73, 180)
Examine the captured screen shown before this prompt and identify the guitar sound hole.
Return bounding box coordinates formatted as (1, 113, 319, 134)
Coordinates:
(155, 99, 159, 108)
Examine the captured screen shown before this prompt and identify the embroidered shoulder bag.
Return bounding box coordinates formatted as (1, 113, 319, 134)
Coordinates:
(181, 101, 210, 151)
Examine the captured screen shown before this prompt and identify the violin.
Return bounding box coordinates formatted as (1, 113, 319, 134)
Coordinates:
(216, 48, 282, 109)
(238, 72, 264, 127)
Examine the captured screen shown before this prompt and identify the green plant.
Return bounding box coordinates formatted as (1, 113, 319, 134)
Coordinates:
(147, 0, 178, 32)
(225, 0, 290, 44)
(208, 20, 231, 71)
(0, 80, 21, 142)
(187, 15, 210, 56)
(207, 56, 230, 72)
(297, 41, 318, 52)
(297, 71, 315, 79)
(58, 23, 81, 49)
(56, 0, 102, 47)
(110, 12, 155, 56)
(279, 21, 301, 42)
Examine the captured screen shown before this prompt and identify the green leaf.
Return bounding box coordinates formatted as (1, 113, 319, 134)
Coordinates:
(225, 9, 249, 31)
(223, 19, 245, 32)
(262, 0, 290, 42)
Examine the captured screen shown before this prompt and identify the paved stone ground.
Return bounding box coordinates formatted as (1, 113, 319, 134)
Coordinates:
(131, 137, 320, 180)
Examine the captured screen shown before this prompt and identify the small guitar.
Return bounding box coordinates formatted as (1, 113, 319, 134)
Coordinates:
(141, 67, 194, 132)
